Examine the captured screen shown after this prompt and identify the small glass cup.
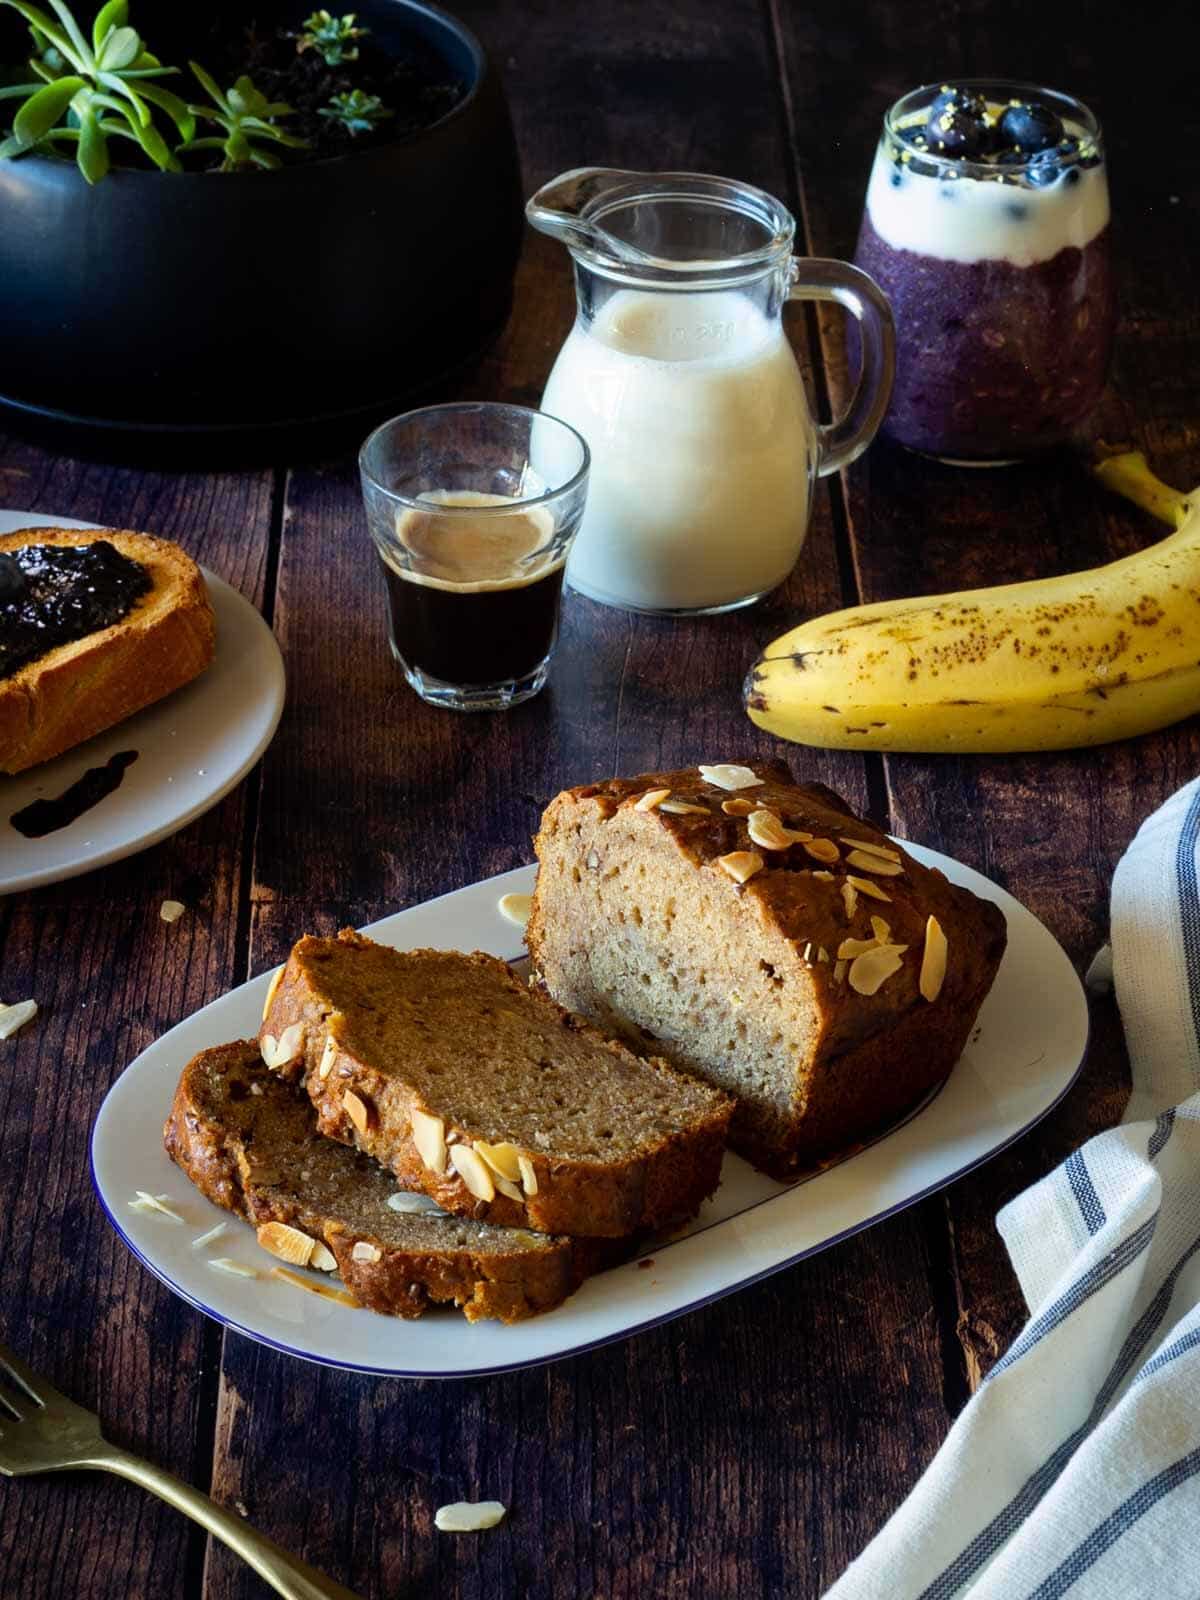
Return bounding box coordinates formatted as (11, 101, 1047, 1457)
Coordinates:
(359, 403, 590, 711)
(853, 80, 1115, 464)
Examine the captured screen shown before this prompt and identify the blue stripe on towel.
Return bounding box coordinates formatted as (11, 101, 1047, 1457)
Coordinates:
(1136, 1322, 1200, 1383)
(1148, 1108, 1176, 1161)
(1020, 1446, 1200, 1600)
(986, 1217, 1157, 1381)
(1065, 1149, 1106, 1235)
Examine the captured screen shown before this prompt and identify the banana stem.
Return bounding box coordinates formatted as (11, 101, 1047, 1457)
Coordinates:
(1094, 451, 1193, 528)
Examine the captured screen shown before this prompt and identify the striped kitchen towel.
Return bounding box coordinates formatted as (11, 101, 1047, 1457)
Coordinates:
(826, 778, 1200, 1600)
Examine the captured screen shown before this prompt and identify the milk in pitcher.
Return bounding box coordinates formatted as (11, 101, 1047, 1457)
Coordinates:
(540, 288, 816, 612)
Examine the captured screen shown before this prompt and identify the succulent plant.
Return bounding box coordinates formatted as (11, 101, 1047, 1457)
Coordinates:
(319, 86, 391, 136)
(178, 62, 308, 171)
(296, 10, 366, 68)
(0, 0, 194, 183)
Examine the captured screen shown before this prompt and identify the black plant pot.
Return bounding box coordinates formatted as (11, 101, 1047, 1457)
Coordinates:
(0, 0, 522, 453)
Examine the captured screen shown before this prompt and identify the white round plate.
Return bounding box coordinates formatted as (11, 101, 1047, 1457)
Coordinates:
(92, 851, 1089, 1378)
(1, 511, 285, 894)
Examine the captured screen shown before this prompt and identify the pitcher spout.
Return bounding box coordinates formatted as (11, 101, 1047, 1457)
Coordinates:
(525, 167, 645, 254)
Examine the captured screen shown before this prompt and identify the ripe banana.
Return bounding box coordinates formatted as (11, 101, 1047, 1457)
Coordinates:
(745, 453, 1199, 754)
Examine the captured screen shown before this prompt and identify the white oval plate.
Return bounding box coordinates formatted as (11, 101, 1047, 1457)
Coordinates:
(1, 511, 285, 894)
(91, 850, 1089, 1378)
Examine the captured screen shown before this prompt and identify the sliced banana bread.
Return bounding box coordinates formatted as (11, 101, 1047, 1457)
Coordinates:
(165, 1040, 625, 1323)
(527, 762, 1007, 1178)
(257, 937, 733, 1237)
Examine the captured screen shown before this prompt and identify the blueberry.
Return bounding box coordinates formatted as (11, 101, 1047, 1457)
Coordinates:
(0, 553, 26, 603)
(928, 85, 987, 124)
(1026, 135, 1084, 186)
(927, 105, 990, 158)
(997, 99, 1063, 153)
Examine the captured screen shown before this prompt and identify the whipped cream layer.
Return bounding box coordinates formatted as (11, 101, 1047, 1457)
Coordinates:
(865, 141, 1110, 268)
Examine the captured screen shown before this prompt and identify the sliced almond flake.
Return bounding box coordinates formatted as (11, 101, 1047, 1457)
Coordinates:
(697, 763, 764, 791)
(474, 1140, 522, 1182)
(833, 959, 848, 982)
(747, 809, 803, 851)
(802, 942, 812, 962)
(920, 915, 949, 1003)
(837, 936, 880, 960)
(159, 899, 186, 924)
(387, 1191, 448, 1215)
(802, 838, 840, 864)
(209, 1257, 258, 1279)
(848, 944, 907, 996)
(817, 946, 830, 963)
(411, 1108, 448, 1175)
(342, 1088, 373, 1135)
(494, 1175, 524, 1203)
(260, 1022, 306, 1071)
(497, 892, 532, 930)
(870, 916, 892, 943)
(310, 1242, 337, 1272)
(192, 1223, 229, 1251)
(810, 870, 835, 883)
(517, 1154, 539, 1196)
(351, 1241, 382, 1263)
(844, 849, 904, 877)
(256, 1221, 317, 1266)
(716, 850, 764, 885)
(129, 1191, 185, 1223)
(634, 787, 672, 812)
(271, 1266, 358, 1307)
(450, 1144, 495, 1202)
(721, 797, 758, 817)
(838, 836, 903, 864)
(658, 800, 710, 815)
(260, 964, 285, 1022)
(847, 875, 892, 904)
(841, 882, 858, 919)
(434, 1501, 507, 1533)
(0, 999, 37, 1040)
(318, 1035, 338, 1081)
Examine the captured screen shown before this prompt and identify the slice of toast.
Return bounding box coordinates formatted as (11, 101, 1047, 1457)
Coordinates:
(257, 934, 734, 1238)
(0, 527, 215, 774)
(164, 1040, 623, 1323)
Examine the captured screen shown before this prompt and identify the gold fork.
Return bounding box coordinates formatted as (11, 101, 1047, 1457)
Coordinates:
(0, 1339, 361, 1600)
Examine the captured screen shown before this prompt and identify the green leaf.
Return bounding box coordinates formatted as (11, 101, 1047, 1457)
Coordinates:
(249, 146, 280, 169)
(96, 69, 149, 123)
(134, 79, 194, 142)
(45, 0, 91, 67)
(91, 0, 126, 53)
(188, 60, 227, 113)
(0, 131, 28, 156)
(0, 81, 42, 98)
(30, 58, 61, 82)
(11, 73, 84, 144)
(96, 23, 138, 71)
(227, 75, 268, 119)
(133, 115, 174, 170)
(75, 105, 108, 182)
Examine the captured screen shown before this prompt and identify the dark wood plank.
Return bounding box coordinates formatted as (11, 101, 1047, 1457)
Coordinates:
(773, 0, 1200, 1426)
(0, 440, 276, 1599)
(203, 3, 958, 1596)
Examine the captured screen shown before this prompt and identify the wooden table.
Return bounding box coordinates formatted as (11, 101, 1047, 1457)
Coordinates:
(2, 2, 1197, 1595)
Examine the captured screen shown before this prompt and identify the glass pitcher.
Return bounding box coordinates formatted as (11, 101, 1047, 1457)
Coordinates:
(527, 168, 895, 615)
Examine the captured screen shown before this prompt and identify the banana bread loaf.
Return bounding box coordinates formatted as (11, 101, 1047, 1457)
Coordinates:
(527, 762, 1007, 1178)
(165, 1040, 627, 1323)
(257, 936, 733, 1238)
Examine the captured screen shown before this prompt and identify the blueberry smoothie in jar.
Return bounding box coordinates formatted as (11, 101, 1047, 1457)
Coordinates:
(853, 81, 1114, 463)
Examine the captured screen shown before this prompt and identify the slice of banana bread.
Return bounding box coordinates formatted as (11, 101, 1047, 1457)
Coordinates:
(527, 762, 1007, 1178)
(257, 937, 733, 1238)
(165, 1040, 625, 1323)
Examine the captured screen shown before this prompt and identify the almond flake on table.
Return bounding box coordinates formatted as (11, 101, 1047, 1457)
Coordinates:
(0, 1000, 37, 1040)
(159, 900, 186, 924)
(434, 1501, 507, 1533)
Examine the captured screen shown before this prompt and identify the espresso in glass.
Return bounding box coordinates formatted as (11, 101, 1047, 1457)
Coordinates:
(381, 491, 565, 686)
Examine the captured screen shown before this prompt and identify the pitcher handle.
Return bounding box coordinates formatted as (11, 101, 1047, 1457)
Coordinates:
(787, 259, 895, 477)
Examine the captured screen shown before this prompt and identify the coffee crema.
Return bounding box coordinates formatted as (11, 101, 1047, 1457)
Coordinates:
(383, 490, 564, 685)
